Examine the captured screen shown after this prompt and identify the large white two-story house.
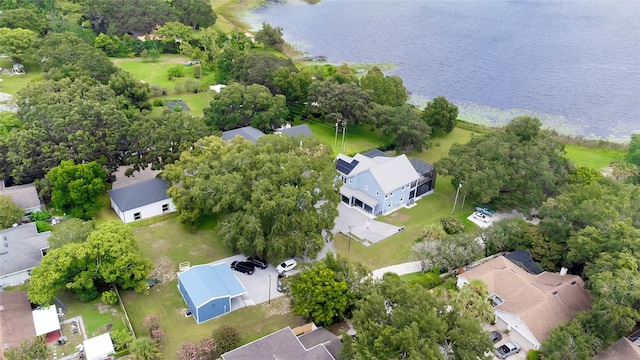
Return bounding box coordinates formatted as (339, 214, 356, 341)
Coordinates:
(336, 150, 436, 216)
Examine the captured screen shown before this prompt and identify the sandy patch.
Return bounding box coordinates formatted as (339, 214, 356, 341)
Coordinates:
(150, 256, 177, 282)
(265, 296, 292, 317)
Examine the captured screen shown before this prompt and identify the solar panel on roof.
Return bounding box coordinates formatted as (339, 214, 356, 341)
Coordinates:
(336, 159, 358, 175)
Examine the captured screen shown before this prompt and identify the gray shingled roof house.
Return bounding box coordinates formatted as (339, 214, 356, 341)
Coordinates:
(221, 126, 265, 142)
(0, 223, 50, 288)
(107, 178, 175, 223)
(0, 182, 42, 214)
(278, 124, 314, 137)
(222, 327, 339, 360)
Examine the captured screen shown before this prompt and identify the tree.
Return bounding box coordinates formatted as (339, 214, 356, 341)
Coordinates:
(626, 133, 640, 166)
(163, 135, 340, 260)
(359, 66, 407, 106)
(0, 112, 21, 138)
(412, 233, 484, 273)
(28, 221, 153, 305)
(172, 0, 216, 30)
(203, 83, 288, 132)
(451, 279, 494, 324)
(0, 195, 23, 228)
(155, 21, 194, 44)
(46, 161, 107, 220)
(4, 77, 129, 183)
(272, 67, 313, 117)
(255, 23, 284, 49)
(211, 325, 240, 355)
(219, 51, 297, 91)
(0, 8, 48, 34)
(0, 27, 38, 63)
(422, 96, 458, 134)
(290, 263, 351, 326)
(367, 104, 431, 152)
(36, 32, 116, 83)
(436, 116, 572, 209)
(108, 68, 152, 112)
(479, 217, 536, 256)
(342, 273, 492, 360)
(47, 218, 96, 250)
(125, 110, 210, 172)
(84, 0, 175, 36)
(307, 81, 372, 124)
(539, 314, 601, 360)
(130, 336, 161, 360)
(3, 336, 50, 360)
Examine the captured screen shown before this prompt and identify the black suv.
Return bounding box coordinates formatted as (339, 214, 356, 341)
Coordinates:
(246, 257, 268, 269)
(230, 261, 255, 275)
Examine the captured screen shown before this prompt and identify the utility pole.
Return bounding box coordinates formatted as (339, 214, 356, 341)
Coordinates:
(451, 181, 463, 214)
(348, 225, 352, 251)
(341, 120, 347, 152)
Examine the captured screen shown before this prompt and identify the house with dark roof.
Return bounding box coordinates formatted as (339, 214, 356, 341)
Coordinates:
(221, 126, 265, 142)
(277, 124, 314, 137)
(107, 178, 175, 223)
(0, 223, 50, 287)
(178, 263, 247, 324)
(594, 332, 640, 360)
(0, 182, 42, 215)
(457, 255, 591, 351)
(336, 151, 435, 216)
(222, 326, 340, 360)
(0, 291, 37, 357)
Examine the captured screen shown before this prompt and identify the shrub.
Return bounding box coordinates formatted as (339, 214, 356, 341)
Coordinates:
(182, 78, 203, 93)
(30, 211, 52, 222)
(440, 216, 466, 234)
(35, 221, 52, 233)
(527, 350, 540, 360)
(149, 85, 167, 97)
(212, 325, 240, 354)
(152, 98, 164, 107)
(144, 314, 165, 343)
(411, 270, 443, 289)
(101, 290, 118, 305)
(111, 328, 133, 351)
(167, 64, 187, 80)
(193, 64, 202, 78)
(173, 105, 182, 112)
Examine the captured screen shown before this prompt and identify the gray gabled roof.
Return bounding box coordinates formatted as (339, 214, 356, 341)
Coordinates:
(361, 149, 391, 159)
(368, 154, 421, 194)
(0, 183, 41, 210)
(280, 124, 314, 137)
(221, 126, 265, 142)
(0, 223, 50, 278)
(108, 178, 170, 212)
(409, 158, 435, 176)
(222, 327, 335, 360)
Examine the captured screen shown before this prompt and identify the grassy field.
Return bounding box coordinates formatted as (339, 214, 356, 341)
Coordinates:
(564, 144, 625, 169)
(56, 291, 127, 336)
(0, 60, 42, 95)
(157, 92, 214, 117)
(307, 122, 390, 155)
(211, 0, 254, 33)
(113, 55, 192, 88)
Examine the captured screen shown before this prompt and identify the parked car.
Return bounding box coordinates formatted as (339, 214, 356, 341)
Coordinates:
(276, 259, 297, 274)
(277, 273, 288, 292)
(246, 256, 268, 269)
(146, 277, 161, 289)
(495, 341, 521, 359)
(488, 330, 502, 344)
(230, 261, 255, 275)
(475, 206, 495, 217)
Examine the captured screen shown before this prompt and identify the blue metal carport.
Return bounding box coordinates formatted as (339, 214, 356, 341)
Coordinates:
(178, 263, 247, 324)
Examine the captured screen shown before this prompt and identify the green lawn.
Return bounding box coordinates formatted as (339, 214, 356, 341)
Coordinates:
(0, 59, 42, 95)
(156, 92, 214, 117)
(121, 216, 304, 359)
(113, 55, 192, 89)
(56, 291, 127, 337)
(564, 144, 625, 169)
(307, 122, 389, 155)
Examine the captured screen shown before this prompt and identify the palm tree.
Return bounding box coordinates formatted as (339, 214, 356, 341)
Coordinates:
(130, 337, 160, 360)
(451, 279, 495, 324)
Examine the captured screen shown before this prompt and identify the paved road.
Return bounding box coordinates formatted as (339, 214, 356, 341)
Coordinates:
(331, 204, 402, 245)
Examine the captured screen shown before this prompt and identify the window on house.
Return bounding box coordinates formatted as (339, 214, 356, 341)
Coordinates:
(411, 181, 417, 188)
(385, 194, 388, 199)
(400, 197, 404, 202)
(348, 179, 352, 184)
(376, 191, 379, 196)
(390, 192, 393, 197)
(162, 203, 169, 213)
(388, 203, 392, 208)
(134, 212, 141, 220)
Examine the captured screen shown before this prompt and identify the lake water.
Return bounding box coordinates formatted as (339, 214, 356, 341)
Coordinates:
(245, 0, 640, 142)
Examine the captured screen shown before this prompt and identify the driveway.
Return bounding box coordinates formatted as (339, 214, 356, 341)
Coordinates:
(213, 255, 284, 308)
(332, 203, 403, 246)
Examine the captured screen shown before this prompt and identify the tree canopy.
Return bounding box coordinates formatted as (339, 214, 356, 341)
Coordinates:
(84, 0, 175, 36)
(172, 0, 216, 30)
(163, 135, 340, 260)
(436, 116, 572, 209)
(0, 27, 38, 63)
(341, 273, 493, 360)
(255, 23, 284, 50)
(47, 218, 96, 250)
(28, 221, 153, 305)
(203, 83, 288, 132)
(359, 66, 407, 106)
(422, 96, 458, 134)
(0, 8, 47, 34)
(0, 195, 23, 228)
(46, 161, 107, 220)
(307, 81, 372, 125)
(367, 104, 430, 152)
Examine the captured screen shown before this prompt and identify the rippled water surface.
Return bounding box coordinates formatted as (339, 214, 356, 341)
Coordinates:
(246, 0, 640, 141)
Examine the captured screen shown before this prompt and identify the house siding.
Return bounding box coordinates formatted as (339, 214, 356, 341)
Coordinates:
(197, 297, 231, 324)
(115, 199, 176, 223)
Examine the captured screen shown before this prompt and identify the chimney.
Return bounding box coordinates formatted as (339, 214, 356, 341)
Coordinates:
(560, 267, 568, 276)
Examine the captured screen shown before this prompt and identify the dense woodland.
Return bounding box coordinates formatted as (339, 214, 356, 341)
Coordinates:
(1, 1, 640, 359)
